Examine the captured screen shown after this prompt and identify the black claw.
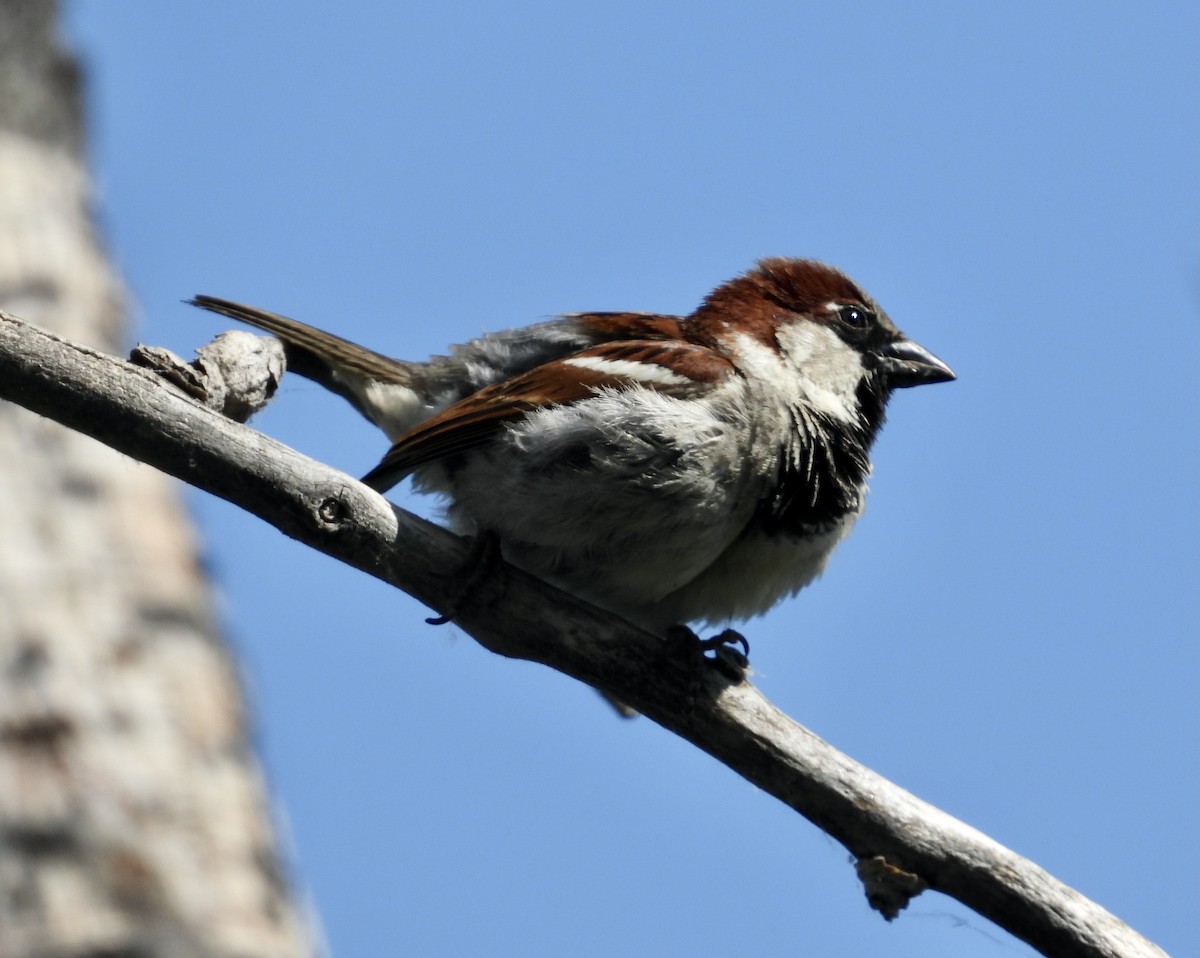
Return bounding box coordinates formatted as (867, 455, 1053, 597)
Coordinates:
(665, 625, 751, 711)
(667, 625, 751, 680)
(696, 628, 750, 662)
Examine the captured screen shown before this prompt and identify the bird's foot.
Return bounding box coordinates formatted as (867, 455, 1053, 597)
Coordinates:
(666, 625, 751, 684)
(426, 530, 502, 625)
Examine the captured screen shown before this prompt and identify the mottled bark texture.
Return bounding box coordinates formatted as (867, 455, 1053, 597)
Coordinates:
(0, 3, 316, 955)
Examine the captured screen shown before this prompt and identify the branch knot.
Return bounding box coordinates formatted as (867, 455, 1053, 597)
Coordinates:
(855, 855, 927, 921)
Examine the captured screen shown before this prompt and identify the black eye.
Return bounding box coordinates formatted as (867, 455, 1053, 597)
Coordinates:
(837, 304, 873, 329)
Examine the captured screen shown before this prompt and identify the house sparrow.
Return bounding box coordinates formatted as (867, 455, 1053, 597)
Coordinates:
(190, 258, 953, 638)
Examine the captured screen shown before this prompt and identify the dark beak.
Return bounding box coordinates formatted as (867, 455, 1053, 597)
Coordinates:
(879, 338, 956, 389)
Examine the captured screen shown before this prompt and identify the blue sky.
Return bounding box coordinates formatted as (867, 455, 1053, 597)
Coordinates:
(65, 3, 1197, 956)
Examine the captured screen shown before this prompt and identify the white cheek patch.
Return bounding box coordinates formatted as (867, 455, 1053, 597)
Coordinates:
(564, 354, 691, 386)
(730, 326, 864, 424)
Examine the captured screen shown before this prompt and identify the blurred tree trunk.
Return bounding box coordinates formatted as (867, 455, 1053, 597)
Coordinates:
(0, 4, 317, 955)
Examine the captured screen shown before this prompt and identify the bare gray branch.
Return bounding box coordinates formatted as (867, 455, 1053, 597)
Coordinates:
(0, 310, 1167, 958)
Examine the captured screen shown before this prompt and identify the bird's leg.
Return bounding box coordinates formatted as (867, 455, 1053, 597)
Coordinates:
(426, 530, 503, 625)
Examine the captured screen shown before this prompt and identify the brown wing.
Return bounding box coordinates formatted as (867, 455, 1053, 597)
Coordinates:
(360, 339, 734, 491)
(568, 311, 686, 342)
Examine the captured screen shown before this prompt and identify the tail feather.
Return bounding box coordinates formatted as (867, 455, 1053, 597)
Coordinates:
(188, 295, 411, 384)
